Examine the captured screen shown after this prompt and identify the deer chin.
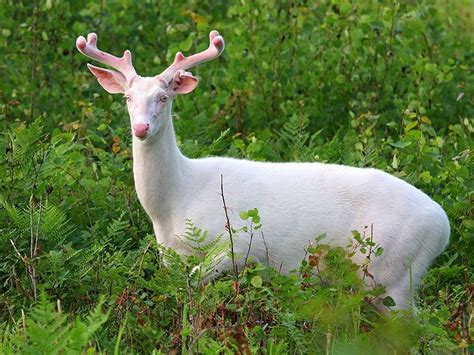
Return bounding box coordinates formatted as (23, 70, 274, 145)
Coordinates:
(132, 127, 160, 142)
(132, 129, 156, 142)
(133, 134, 148, 141)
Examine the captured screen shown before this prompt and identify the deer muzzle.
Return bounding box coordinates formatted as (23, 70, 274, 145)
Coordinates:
(133, 122, 149, 138)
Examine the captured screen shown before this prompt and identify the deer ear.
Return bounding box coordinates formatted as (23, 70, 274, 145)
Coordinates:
(171, 70, 198, 95)
(87, 64, 127, 94)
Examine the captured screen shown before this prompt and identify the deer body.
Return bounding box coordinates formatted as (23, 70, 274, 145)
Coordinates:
(77, 31, 450, 311)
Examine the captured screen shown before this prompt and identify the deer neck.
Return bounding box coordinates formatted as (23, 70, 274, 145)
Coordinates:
(131, 104, 187, 223)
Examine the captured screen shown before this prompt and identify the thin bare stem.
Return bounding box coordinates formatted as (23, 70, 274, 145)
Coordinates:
(21, 309, 26, 340)
(28, 195, 38, 299)
(135, 240, 152, 281)
(367, 223, 374, 261)
(242, 223, 254, 271)
(29, 195, 34, 260)
(260, 231, 270, 267)
(10, 239, 26, 263)
(220, 174, 238, 277)
(34, 196, 42, 258)
(10, 239, 36, 300)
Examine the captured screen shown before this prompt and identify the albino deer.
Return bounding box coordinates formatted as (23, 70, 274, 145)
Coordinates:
(76, 30, 450, 311)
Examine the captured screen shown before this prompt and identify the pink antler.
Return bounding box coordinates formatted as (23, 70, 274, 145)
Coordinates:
(159, 30, 225, 82)
(76, 33, 137, 83)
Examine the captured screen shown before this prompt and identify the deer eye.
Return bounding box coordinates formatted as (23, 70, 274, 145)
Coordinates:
(159, 95, 168, 103)
(124, 95, 131, 102)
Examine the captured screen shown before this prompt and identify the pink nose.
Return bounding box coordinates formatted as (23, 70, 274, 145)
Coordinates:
(133, 123, 149, 138)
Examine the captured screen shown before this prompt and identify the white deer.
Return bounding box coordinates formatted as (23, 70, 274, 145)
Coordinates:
(76, 30, 450, 311)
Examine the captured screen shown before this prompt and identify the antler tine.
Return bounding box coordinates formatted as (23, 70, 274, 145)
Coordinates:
(76, 33, 137, 83)
(160, 30, 225, 82)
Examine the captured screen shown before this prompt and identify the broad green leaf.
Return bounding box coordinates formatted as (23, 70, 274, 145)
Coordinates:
(250, 275, 263, 288)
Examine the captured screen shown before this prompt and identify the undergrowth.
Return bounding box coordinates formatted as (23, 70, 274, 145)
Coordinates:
(0, 222, 458, 353)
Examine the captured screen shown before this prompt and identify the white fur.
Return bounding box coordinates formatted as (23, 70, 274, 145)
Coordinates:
(120, 77, 451, 311)
(77, 31, 449, 311)
(75, 54, 451, 312)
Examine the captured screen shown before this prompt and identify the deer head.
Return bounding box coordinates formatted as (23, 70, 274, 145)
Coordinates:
(76, 31, 225, 140)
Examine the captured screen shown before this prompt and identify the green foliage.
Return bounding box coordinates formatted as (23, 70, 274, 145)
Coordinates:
(178, 220, 229, 284)
(0, 292, 108, 354)
(3, 200, 74, 246)
(0, 0, 472, 353)
(179, 219, 224, 254)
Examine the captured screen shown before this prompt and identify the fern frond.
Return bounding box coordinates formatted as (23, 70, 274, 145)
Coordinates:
(179, 220, 224, 253)
(107, 212, 129, 240)
(279, 114, 318, 161)
(68, 296, 109, 352)
(1, 202, 28, 229)
(199, 238, 229, 278)
(40, 201, 74, 244)
(273, 312, 308, 352)
(1, 200, 74, 248)
(6, 292, 108, 353)
(161, 246, 184, 270)
(21, 292, 71, 354)
(11, 118, 44, 165)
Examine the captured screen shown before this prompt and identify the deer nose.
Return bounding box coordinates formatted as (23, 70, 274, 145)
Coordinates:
(133, 123, 149, 138)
